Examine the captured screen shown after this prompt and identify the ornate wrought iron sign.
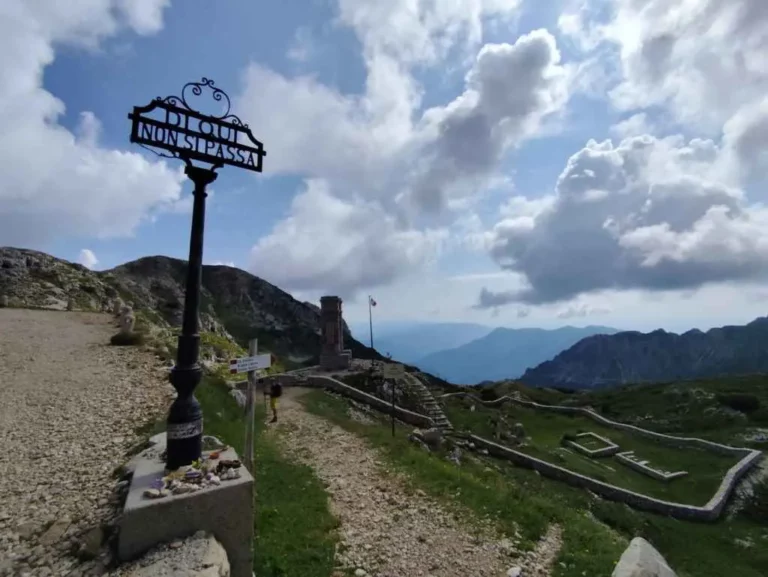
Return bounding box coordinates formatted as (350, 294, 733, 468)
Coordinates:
(127, 78, 267, 471)
(128, 77, 266, 172)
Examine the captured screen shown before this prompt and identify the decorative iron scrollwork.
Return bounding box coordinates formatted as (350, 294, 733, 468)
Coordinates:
(155, 77, 249, 127)
(129, 77, 265, 173)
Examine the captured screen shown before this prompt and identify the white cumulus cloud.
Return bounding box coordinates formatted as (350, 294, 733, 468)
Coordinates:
(562, 0, 768, 141)
(238, 1, 572, 296)
(78, 248, 99, 269)
(249, 179, 446, 295)
(0, 0, 183, 250)
(480, 134, 768, 306)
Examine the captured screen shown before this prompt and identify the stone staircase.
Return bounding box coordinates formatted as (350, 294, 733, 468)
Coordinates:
(400, 373, 453, 431)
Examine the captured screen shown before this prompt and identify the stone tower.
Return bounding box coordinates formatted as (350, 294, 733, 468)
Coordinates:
(319, 296, 352, 370)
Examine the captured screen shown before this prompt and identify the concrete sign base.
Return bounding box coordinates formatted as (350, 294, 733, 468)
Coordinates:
(119, 433, 254, 577)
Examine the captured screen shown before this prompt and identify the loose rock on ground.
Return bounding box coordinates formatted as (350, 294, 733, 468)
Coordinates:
(0, 309, 174, 577)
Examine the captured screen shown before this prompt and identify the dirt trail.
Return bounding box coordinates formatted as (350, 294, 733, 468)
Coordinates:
(0, 309, 173, 577)
(271, 388, 562, 577)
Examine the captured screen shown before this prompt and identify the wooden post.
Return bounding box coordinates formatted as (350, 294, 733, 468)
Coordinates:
(243, 339, 258, 474)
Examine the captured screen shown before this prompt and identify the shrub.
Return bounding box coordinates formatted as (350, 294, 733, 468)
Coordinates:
(551, 451, 567, 464)
(590, 501, 662, 543)
(748, 407, 768, 425)
(599, 402, 616, 416)
(110, 331, 145, 347)
(480, 387, 499, 402)
(560, 432, 578, 446)
(716, 393, 761, 414)
(742, 479, 768, 523)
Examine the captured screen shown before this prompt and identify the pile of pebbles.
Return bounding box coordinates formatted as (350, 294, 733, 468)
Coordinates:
(142, 455, 243, 499)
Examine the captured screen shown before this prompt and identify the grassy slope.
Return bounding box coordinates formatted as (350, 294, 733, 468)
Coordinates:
(301, 389, 768, 577)
(571, 375, 768, 446)
(301, 389, 627, 577)
(443, 398, 739, 506)
(196, 376, 338, 577)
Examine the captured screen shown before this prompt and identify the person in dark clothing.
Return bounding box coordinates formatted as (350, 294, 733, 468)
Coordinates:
(265, 381, 283, 423)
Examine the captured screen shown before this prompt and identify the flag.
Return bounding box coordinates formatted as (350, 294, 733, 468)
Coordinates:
(369, 297, 377, 307)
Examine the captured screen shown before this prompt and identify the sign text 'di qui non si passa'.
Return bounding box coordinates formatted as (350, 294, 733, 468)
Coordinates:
(129, 100, 264, 172)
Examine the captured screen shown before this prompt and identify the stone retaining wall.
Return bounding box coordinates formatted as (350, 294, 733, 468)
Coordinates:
(615, 451, 689, 482)
(299, 375, 435, 429)
(470, 435, 759, 521)
(565, 432, 620, 458)
(444, 392, 762, 521)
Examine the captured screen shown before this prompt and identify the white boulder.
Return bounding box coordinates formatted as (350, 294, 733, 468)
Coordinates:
(612, 537, 677, 577)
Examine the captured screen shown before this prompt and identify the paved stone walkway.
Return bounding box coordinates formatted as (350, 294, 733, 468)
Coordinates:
(0, 309, 173, 577)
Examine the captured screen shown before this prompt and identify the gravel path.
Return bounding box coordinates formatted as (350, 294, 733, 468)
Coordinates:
(273, 388, 562, 577)
(0, 309, 174, 577)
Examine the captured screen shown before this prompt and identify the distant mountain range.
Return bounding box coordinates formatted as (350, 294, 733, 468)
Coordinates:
(521, 317, 768, 389)
(414, 325, 620, 385)
(351, 321, 493, 364)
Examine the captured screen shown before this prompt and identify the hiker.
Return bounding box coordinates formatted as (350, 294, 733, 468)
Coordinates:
(265, 380, 283, 423)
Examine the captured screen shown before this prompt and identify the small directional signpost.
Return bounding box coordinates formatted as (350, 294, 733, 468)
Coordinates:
(231, 340, 272, 473)
(128, 78, 266, 470)
(229, 353, 272, 374)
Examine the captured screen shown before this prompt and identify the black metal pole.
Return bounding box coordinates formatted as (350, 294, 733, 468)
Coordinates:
(369, 295, 374, 370)
(166, 164, 218, 470)
(391, 378, 396, 438)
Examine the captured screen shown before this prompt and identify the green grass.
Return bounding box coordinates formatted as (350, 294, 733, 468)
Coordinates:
(196, 376, 338, 577)
(443, 398, 740, 506)
(199, 331, 247, 358)
(567, 375, 768, 447)
(300, 389, 627, 577)
(300, 389, 768, 577)
(572, 435, 612, 451)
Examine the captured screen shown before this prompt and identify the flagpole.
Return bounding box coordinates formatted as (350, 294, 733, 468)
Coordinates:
(368, 295, 374, 370)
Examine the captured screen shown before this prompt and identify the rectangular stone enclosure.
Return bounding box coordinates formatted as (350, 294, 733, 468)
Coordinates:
(119, 435, 254, 577)
(566, 431, 621, 458)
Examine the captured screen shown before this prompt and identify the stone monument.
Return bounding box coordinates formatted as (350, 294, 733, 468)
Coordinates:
(319, 296, 352, 370)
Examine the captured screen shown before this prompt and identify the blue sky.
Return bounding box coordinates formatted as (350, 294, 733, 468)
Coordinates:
(3, 0, 768, 333)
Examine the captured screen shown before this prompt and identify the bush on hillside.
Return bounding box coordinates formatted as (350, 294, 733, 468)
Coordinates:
(560, 432, 578, 446)
(110, 331, 146, 347)
(480, 387, 499, 402)
(742, 479, 768, 523)
(748, 407, 768, 425)
(716, 393, 761, 414)
(590, 500, 663, 543)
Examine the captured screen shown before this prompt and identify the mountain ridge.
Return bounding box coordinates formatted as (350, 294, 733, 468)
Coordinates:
(0, 246, 383, 366)
(415, 324, 620, 385)
(365, 321, 493, 364)
(520, 317, 768, 389)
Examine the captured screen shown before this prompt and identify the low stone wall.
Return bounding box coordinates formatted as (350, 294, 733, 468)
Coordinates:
(565, 432, 621, 458)
(304, 375, 435, 429)
(442, 391, 757, 457)
(470, 435, 759, 521)
(444, 390, 762, 520)
(615, 451, 688, 482)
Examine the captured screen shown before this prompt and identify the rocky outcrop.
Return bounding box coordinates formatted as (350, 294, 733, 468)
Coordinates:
(0, 247, 383, 363)
(612, 537, 677, 577)
(521, 319, 768, 389)
(416, 325, 619, 384)
(110, 531, 230, 576)
(0, 247, 117, 311)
